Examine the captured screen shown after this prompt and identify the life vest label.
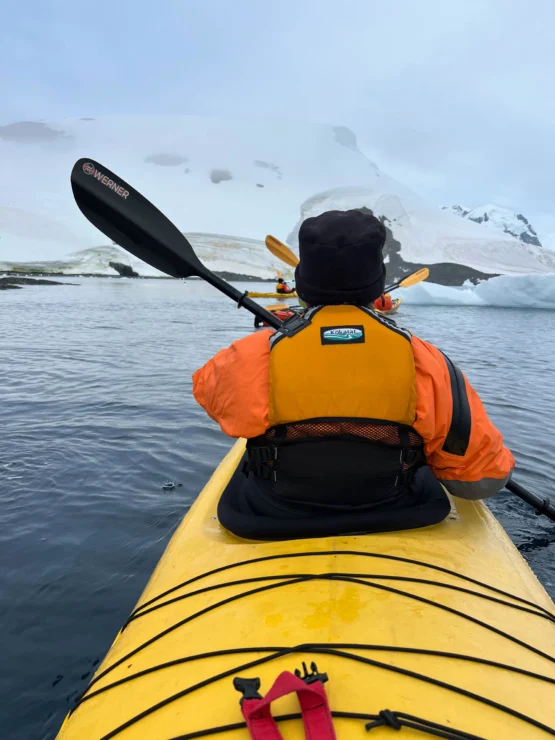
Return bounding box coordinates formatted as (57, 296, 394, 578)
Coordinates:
(320, 325, 365, 344)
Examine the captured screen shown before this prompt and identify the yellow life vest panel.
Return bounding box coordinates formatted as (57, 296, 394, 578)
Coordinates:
(268, 305, 416, 427)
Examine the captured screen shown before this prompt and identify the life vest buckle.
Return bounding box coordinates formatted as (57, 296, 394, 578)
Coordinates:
(402, 448, 424, 466)
(279, 314, 312, 337)
(233, 676, 263, 704)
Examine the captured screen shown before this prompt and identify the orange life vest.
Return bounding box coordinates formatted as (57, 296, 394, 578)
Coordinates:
(247, 305, 424, 501)
(373, 293, 393, 311)
(268, 304, 416, 425)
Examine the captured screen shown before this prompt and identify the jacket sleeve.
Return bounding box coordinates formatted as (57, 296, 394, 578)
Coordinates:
(192, 330, 272, 438)
(411, 336, 514, 499)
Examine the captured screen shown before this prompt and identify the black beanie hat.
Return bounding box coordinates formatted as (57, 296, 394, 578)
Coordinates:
(294, 209, 387, 306)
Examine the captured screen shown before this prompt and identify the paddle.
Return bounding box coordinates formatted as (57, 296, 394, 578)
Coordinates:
(265, 235, 429, 294)
(265, 234, 299, 268)
(70, 159, 282, 330)
(505, 479, 555, 521)
(384, 268, 430, 294)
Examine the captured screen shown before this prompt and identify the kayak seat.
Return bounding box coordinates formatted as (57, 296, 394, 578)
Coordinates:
(217, 458, 451, 541)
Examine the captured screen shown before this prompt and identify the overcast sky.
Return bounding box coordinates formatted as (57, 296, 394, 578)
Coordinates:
(2, 0, 555, 232)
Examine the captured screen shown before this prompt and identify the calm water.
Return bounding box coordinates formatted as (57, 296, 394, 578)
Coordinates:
(1, 278, 555, 740)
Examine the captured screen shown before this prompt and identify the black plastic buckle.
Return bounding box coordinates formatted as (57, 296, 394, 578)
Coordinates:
(279, 314, 311, 337)
(403, 448, 421, 466)
(294, 661, 328, 685)
(233, 676, 263, 704)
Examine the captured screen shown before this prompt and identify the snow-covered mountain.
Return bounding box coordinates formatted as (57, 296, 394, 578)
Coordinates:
(0, 236, 281, 280)
(442, 204, 542, 247)
(1, 115, 554, 280)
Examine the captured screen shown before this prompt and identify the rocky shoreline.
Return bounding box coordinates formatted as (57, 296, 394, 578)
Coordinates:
(0, 271, 275, 286)
(0, 277, 75, 290)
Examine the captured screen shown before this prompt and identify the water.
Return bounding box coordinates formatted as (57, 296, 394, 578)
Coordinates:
(1, 278, 554, 740)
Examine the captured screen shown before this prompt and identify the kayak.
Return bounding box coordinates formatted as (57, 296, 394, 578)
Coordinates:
(254, 299, 403, 329)
(57, 439, 555, 740)
(380, 297, 402, 315)
(247, 291, 298, 299)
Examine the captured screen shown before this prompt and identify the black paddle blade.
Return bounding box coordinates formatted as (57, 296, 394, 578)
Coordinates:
(71, 158, 205, 278)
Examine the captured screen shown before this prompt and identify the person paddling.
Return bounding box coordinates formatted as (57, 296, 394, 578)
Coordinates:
(373, 292, 393, 311)
(193, 210, 514, 537)
(275, 277, 294, 294)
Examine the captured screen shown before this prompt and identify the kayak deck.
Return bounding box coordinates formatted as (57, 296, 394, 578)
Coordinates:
(58, 440, 555, 739)
(376, 297, 402, 315)
(247, 291, 298, 299)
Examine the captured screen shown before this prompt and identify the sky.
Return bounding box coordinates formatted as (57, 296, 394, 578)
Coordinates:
(2, 0, 555, 233)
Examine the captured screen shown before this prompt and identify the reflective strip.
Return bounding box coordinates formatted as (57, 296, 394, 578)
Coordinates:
(359, 305, 411, 341)
(440, 474, 511, 500)
(440, 352, 471, 456)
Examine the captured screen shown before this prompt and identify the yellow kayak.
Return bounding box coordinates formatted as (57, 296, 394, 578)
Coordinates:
(248, 291, 298, 299)
(57, 439, 555, 740)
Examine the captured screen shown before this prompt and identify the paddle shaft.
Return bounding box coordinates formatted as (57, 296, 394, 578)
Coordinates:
(198, 268, 282, 329)
(506, 479, 555, 521)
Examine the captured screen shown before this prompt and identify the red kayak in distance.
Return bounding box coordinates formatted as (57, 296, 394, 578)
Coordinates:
(254, 299, 402, 329)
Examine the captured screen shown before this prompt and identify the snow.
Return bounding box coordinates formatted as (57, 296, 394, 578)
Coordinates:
(0, 235, 285, 279)
(542, 232, 555, 252)
(400, 273, 555, 309)
(443, 203, 541, 247)
(0, 114, 554, 277)
(289, 187, 555, 274)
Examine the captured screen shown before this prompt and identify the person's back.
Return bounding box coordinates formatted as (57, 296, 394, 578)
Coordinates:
(193, 210, 514, 537)
(276, 279, 294, 294)
(373, 292, 393, 311)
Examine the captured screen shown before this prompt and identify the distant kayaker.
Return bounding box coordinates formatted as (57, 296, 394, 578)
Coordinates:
(275, 278, 294, 294)
(193, 210, 514, 537)
(373, 292, 393, 311)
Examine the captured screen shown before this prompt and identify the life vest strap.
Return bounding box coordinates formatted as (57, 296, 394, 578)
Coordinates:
(235, 667, 337, 740)
(247, 418, 425, 490)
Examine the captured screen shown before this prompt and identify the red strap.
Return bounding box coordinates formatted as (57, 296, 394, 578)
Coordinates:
(241, 671, 337, 740)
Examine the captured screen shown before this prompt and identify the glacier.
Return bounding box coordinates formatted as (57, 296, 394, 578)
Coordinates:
(1, 115, 555, 280)
(400, 273, 555, 310)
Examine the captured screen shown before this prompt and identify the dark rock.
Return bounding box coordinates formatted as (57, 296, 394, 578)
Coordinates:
(210, 169, 233, 184)
(109, 261, 139, 277)
(0, 277, 70, 288)
(253, 160, 283, 179)
(0, 121, 68, 142)
(213, 271, 274, 282)
(360, 207, 498, 285)
(332, 126, 360, 152)
(517, 231, 542, 247)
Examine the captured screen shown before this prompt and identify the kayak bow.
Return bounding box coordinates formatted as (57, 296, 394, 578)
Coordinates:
(57, 440, 555, 740)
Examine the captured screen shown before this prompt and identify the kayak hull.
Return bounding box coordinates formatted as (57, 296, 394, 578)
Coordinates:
(248, 291, 298, 299)
(377, 297, 402, 315)
(57, 440, 555, 739)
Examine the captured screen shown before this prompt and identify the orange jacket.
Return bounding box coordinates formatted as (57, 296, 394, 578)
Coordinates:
(373, 293, 393, 311)
(193, 329, 514, 499)
(276, 282, 294, 294)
